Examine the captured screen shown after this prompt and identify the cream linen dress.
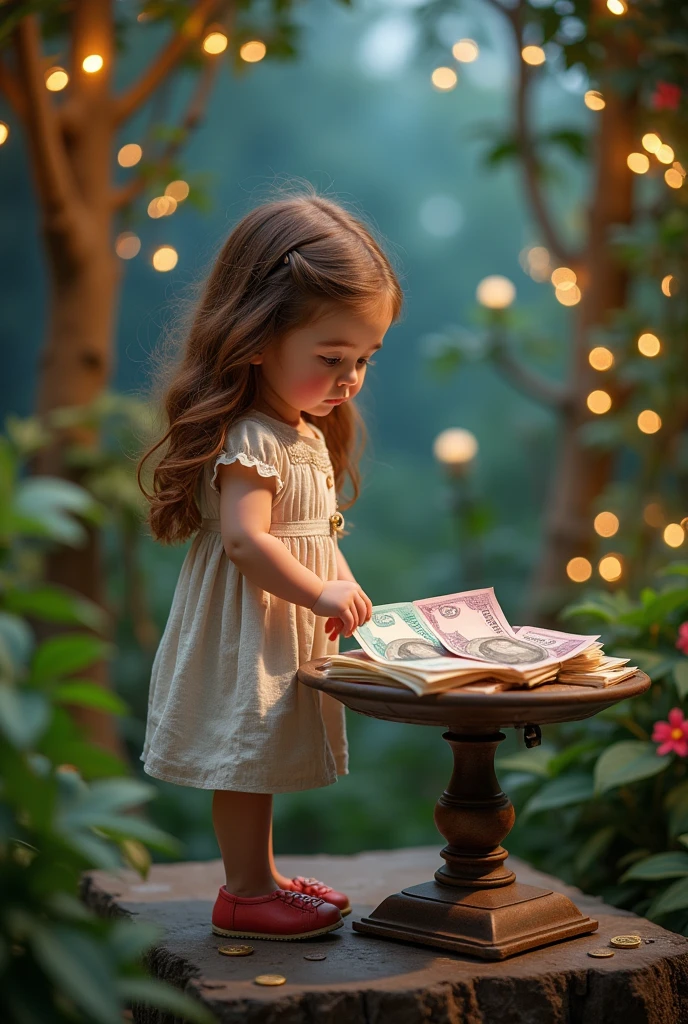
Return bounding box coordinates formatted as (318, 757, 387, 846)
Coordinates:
(140, 410, 348, 792)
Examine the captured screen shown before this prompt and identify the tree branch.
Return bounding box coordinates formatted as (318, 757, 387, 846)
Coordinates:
(112, 43, 221, 210)
(490, 336, 570, 411)
(0, 56, 27, 120)
(114, 0, 223, 126)
(485, 0, 574, 266)
(14, 16, 89, 258)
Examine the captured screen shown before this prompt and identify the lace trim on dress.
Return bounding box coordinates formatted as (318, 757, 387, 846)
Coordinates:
(210, 452, 283, 494)
(285, 439, 333, 474)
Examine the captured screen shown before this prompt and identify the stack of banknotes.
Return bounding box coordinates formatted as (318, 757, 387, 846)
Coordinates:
(322, 587, 637, 696)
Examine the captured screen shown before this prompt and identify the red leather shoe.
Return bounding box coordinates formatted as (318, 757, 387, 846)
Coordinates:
(282, 876, 351, 916)
(211, 886, 343, 941)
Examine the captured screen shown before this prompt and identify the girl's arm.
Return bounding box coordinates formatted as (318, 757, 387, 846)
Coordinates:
(335, 545, 356, 583)
(217, 461, 371, 635)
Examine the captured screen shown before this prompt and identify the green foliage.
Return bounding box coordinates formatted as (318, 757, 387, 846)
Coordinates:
(507, 562, 688, 934)
(0, 429, 213, 1024)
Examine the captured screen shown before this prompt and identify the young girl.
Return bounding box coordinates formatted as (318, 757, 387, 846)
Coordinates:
(138, 189, 404, 940)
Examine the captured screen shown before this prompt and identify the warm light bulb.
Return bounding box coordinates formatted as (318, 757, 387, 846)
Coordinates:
(165, 179, 190, 201)
(452, 39, 479, 63)
(0, 122, 8, 146)
(587, 390, 612, 414)
(637, 332, 660, 357)
(637, 409, 662, 434)
(521, 46, 546, 66)
(431, 67, 458, 90)
(82, 54, 104, 73)
(599, 555, 623, 582)
(594, 511, 619, 538)
(661, 275, 676, 297)
(584, 90, 605, 111)
(115, 232, 141, 260)
(555, 284, 581, 306)
(642, 133, 661, 154)
(152, 245, 178, 272)
(656, 144, 675, 165)
(627, 152, 650, 174)
(45, 67, 69, 91)
(433, 428, 479, 466)
(117, 143, 142, 168)
(551, 266, 576, 288)
(147, 196, 177, 218)
(663, 523, 685, 548)
(607, 0, 627, 13)
(239, 40, 267, 63)
(203, 31, 228, 55)
(665, 168, 683, 189)
(567, 557, 592, 583)
(589, 347, 614, 371)
(476, 275, 515, 309)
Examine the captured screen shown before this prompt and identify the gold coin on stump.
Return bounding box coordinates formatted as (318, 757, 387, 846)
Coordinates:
(218, 944, 254, 956)
(587, 948, 615, 958)
(610, 934, 642, 949)
(254, 974, 286, 986)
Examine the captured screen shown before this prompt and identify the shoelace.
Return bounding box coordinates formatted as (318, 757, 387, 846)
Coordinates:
(277, 889, 324, 910)
(292, 876, 332, 897)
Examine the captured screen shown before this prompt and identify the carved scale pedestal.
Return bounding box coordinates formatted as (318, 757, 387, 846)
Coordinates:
(352, 730, 598, 960)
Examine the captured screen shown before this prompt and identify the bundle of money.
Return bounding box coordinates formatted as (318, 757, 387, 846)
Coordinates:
(321, 587, 637, 696)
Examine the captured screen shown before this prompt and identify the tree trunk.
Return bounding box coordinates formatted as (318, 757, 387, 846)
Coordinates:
(28, 0, 128, 758)
(527, 86, 636, 619)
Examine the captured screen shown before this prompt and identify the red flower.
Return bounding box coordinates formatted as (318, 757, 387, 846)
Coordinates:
(652, 708, 688, 757)
(677, 622, 688, 656)
(651, 82, 681, 111)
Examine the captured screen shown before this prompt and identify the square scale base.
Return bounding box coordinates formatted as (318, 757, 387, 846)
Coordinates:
(352, 880, 598, 961)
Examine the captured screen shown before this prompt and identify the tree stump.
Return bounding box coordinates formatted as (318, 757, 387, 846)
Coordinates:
(82, 847, 688, 1024)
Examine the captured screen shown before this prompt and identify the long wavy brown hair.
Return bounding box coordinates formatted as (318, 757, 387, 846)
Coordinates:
(137, 186, 405, 544)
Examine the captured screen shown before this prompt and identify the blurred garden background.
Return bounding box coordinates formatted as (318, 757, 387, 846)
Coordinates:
(2, 0, 688, 1017)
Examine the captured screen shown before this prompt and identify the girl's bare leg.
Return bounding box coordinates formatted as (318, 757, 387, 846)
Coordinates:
(212, 790, 277, 896)
(268, 815, 294, 889)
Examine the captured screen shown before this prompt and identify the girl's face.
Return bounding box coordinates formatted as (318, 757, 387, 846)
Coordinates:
(252, 300, 392, 419)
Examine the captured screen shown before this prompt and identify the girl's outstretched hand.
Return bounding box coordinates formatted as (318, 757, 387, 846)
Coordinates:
(312, 580, 372, 640)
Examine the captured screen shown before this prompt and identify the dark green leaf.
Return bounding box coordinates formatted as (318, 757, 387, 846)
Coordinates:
(31, 924, 121, 1024)
(594, 741, 671, 795)
(675, 662, 688, 701)
(53, 681, 129, 716)
(0, 685, 50, 748)
(621, 851, 688, 883)
(5, 586, 107, 631)
(521, 773, 594, 818)
(647, 876, 688, 919)
(31, 633, 112, 683)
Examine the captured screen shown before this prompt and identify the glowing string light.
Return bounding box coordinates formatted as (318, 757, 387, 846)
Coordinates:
(599, 555, 623, 582)
(567, 557, 592, 583)
(240, 40, 267, 63)
(82, 54, 104, 73)
(637, 333, 660, 357)
(663, 524, 685, 548)
(637, 410, 662, 434)
(431, 67, 458, 90)
(587, 390, 612, 414)
(589, 347, 614, 371)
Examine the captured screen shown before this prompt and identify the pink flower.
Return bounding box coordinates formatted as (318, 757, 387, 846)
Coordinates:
(653, 708, 688, 757)
(677, 622, 688, 656)
(651, 82, 681, 111)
